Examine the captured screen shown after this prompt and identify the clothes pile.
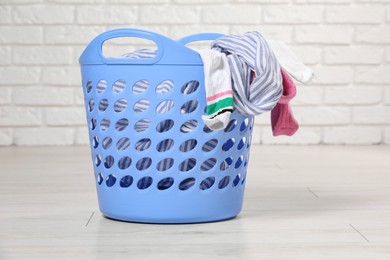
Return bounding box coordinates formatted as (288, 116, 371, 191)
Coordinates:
(122, 31, 313, 136)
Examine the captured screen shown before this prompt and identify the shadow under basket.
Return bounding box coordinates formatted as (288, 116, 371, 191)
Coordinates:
(79, 28, 254, 224)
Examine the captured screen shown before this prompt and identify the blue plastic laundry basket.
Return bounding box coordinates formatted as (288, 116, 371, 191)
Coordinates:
(79, 28, 254, 223)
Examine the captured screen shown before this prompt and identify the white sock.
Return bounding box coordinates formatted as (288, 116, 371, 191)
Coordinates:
(198, 49, 233, 131)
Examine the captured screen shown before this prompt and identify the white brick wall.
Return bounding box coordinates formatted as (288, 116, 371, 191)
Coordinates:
(0, 0, 389, 146)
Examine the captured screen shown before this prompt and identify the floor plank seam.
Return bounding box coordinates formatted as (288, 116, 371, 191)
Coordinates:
(349, 224, 370, 242)
(306, 187, 319, 198)
(85, 211, 95, 227)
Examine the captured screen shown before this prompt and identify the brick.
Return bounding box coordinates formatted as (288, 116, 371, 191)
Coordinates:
(312, 66, 353, 85)
(42, 67, 81, 86)
(232, 26, 293, 43)
(0, 88, 12, 105)
(0, 26, 43, 44)
(77, 5, 137, 25)
(290, 46, 322, 65)
(386, 47, 390, 62)
(74, 87, 85, 106)
(388, 7, 390, 22)
(203, 5, 261, 24)
(0, 128, 13, 146)
(75, 127, 90, 145)
(263, 5, 323, 24)
(294, 106, 351, 125)
(353, 106, 390, 124)
(385, 127, 390, 145)
(48, 0, 105, 3)
(295, 25, 353, 44)
(14, 5, 74, 24)
(250, 125, 261, 145)
(262, 126, 321, 144)
(13, 87, 74, 106)
(0, 6, 12, 24)
(236, 0, 289, 3)
(109, 0, 168, 2)
(14, 127, 74, 146)
(255, 113, 271, 126)
(140, 6, 199, 24)
(325, 6, 384, 24)
(291, 86, 323, 105)
(12, 46, 73, 65)
(324, 86, 382, 105)
(0, 47, 11, 65)
(170, 25, 230, 40)
(356, 25, 390, 44)
(45, 107, 86, 126)
(0, 67, 40, 85)
(355, 66, 390, 84)
(357, 0, 390, 3)
(296, 0, 351, 3)
(0, 107, 42, 126)
(44, 26, 106, 44)
(0, 0, 43, 3)
(385, 87, 390, 104)
(324, 46, 383, 65)
(324, 126, 382, 144)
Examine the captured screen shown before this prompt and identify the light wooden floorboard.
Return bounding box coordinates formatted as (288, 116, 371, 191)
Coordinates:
(0, 145, 389, 259)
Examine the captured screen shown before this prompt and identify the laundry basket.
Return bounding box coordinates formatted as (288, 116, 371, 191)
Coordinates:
(79, 28, 254, 223)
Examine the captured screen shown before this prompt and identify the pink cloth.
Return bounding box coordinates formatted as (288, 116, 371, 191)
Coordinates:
(271, 69, 299, 136)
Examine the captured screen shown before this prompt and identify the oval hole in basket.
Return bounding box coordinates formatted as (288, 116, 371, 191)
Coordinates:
(112, 80, 126, 94)
(135, 138, 151, 151)
(118, 156, 132, 170)
(132, 79, 149, 94)
(156, 139, 174, 152)
(181, 80, 199, 95)
(115, 118, 129, 131)
(114, 99, 128, 112)
(179, 178, 195, 191)
(106, 174, 116, 187)
(179, 139, 197, 152)
(116, 137, 130, 151)
(180, 120, 198, 133)
(202, 139, 218, 152)
(100, 117, 110, 131)
(102, 37, 157, 59)
(133, 99, 149, 113)
(156, 80, 174, 94)
(137, 176, 153, 190)
(156, 100, 174, 114)
(200, 158, 217, 171)
(156, 158, 174, 172)
(99, 99, 109, 112)
(156, 119, 174, 133)
(157, 177, 174, 191)
(134, 118, 151, 132)
(180, 100, 198, 114)
(200, 177, 215, 190)
(179, 158, 196, 172)
(218, 176, 230, 189)
(102, 137, 112, 150)
(120, 175, 133, 188)
(96, 80, 107, 94)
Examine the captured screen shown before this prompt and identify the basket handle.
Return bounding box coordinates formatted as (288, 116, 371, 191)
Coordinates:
(79, 28, 202, 65)
(177, 33, 224, 45)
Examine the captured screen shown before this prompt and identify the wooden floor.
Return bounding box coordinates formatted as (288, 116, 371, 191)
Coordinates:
(1, 145, 390, 259)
